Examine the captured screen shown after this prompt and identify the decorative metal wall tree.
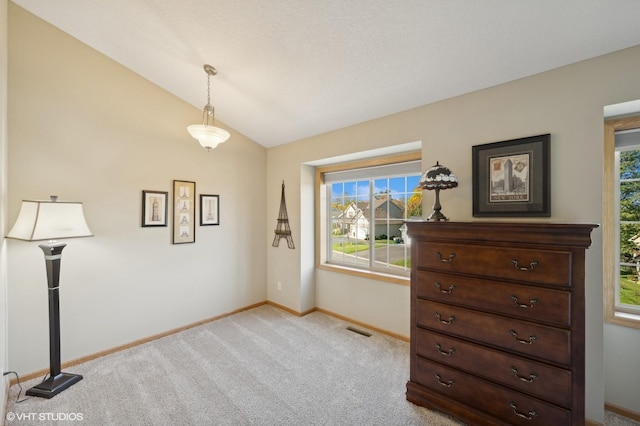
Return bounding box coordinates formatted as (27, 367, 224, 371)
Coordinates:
(273, 180, 295, 249)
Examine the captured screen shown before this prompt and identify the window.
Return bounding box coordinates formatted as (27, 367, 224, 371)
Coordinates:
(316, 152, 422, 283)
(605, 116, 640, 328)
(615, 131, 640, 314)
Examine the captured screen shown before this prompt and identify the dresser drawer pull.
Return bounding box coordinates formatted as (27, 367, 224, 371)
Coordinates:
(509, 295, 538, 309)
(510, 366, 538, 383)
(435, 344, 455, 356)
(435, 373, 455, 387)
(435, 252, 456, 263)
(511, 258, 539, 271)
(435, 312, 456, 325)
(509, 329, 537, 345)
(509, 402, 538, 420)
(434, 282, 456, 294)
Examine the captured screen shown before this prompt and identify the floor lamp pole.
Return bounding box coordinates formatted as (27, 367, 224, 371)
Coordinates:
(26, 241, 83, 398)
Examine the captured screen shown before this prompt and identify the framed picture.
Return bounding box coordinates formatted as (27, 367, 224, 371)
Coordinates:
(173, 180, 196, 244)
(142, 190, 168, 227)
(472, 134, 550, 217)
(200, 194, 220, 226)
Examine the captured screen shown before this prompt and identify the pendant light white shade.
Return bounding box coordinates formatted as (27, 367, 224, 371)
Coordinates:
(187, 124, 230, 151)
(7, 197, 93, 241)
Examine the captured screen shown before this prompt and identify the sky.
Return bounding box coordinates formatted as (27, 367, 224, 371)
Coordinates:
(332, 175, 421, 201)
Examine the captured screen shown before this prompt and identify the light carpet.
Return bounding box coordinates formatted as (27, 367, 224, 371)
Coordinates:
(7, 305, 638, 425)
(6, 305, 463, 425)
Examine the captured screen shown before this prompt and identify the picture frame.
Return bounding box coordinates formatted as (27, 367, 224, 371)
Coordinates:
(173, 180, 196, 244)
(200, 194, 220, 226)
(142, 190, 168, 227)
(472, 134, 550, 217)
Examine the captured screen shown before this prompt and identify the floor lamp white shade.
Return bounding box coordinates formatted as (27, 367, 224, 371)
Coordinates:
(7, 198, 93, 241)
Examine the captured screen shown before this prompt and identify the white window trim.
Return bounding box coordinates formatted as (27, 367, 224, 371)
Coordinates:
(315, 151, 421, 286)
(604, 117, 640, 329)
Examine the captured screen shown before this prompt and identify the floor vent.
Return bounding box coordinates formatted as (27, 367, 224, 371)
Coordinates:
(346, 326, 372, 337)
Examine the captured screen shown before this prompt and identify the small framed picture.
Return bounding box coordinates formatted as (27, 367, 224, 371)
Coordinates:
(142, 190, 168, 227)
(173, 180, 196, 244)
(200, 194, 220, 226)
(472, 134, 550, 217)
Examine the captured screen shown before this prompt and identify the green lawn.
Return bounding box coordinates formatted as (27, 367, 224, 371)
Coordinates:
(392, 259, 410, 268)
(333, 240, 411, 269)
(332, 240, 391, 254)
(620, 275, 640, 306)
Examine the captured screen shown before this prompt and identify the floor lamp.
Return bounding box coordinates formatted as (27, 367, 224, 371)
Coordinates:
(6, 196, 93, 398)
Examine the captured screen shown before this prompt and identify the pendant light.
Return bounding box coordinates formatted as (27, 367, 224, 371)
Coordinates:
(187, 64, 230, 150)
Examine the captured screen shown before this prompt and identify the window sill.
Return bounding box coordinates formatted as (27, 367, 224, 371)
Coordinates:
(606, 311, 640, 330)
(317, 263, 410, 286)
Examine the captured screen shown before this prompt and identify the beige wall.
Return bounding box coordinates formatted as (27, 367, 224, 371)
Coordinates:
(6, 4, 266, 376)
(267, 46, 640, 423)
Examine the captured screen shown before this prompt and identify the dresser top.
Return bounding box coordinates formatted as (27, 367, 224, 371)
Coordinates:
(405, 221, 598, 248)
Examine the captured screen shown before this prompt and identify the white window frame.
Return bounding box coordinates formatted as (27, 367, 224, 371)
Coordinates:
(604, 117, 640, 329)
(316, 151, 421, 285)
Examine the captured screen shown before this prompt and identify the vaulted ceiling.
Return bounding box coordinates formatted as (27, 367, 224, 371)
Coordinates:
(12, 0, 640, 147)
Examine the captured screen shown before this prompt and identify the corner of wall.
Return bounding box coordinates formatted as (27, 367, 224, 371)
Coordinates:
(299, 164, 316, 313)
(1, 0, 10, 418)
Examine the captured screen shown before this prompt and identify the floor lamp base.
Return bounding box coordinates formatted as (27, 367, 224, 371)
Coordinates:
(26, 373, 83, 399)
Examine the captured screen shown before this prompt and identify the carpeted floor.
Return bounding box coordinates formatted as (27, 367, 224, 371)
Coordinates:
(607, 412, 640, 426)
(5, 305, 640, 425)
(6, 305, 462, 425)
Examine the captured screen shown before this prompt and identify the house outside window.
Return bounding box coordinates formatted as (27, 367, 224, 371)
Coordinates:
(317, 153, 422, 282)
(605, 116, 640, 329)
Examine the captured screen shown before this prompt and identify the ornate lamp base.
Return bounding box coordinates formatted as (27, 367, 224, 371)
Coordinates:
(427, 210, 449, 222)
(427, 188, 449, 222)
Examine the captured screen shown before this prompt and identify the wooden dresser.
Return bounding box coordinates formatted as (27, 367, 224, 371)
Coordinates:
(405, 221, 597, 426)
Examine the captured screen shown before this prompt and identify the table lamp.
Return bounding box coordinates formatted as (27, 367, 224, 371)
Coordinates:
(419, 161, 458, 221)
(6, 196, 93, 398)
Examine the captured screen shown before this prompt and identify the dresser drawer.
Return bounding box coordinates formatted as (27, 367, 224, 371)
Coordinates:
(415, 328, 572, 408)
(416, 270, 572, 327)
(416, 242, 572, 287)
(416, 300, 571, 366)
(413, 357, 572, 425)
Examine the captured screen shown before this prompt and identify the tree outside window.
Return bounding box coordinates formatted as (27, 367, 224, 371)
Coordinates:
(618, 149, 640, 308)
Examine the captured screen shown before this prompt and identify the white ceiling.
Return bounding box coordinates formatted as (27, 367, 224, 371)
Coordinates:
(12, 0, 640, 148)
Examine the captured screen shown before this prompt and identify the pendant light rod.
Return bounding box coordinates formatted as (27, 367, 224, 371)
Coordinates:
(187, 64, 230, 151)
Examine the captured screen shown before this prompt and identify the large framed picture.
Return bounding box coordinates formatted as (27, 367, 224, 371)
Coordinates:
(200, 194, 220, 226)
(142, 190, 168, 227)
(173, 180, 196, 244)
(472, 134, 550, 217)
